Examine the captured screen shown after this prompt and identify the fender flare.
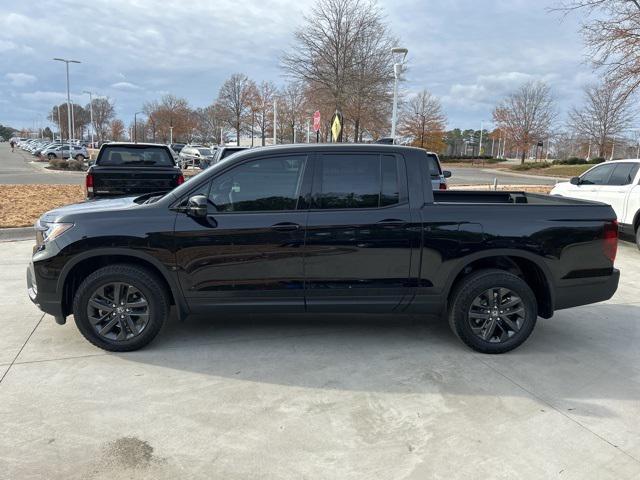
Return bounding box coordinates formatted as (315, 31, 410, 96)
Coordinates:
(57, 247, 190, 319)
(442, 248, 556, 311)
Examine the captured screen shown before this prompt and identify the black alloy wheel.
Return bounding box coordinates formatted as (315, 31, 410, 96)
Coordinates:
(468, 287, 525, 343)
(448, 269, 537, 354)
(73, 264, 169, 351)
(87, 282, 150, 342)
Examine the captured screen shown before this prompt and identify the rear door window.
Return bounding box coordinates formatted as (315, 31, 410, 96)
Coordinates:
(315, 153, 400, 209)
(607, 163, 640, 186)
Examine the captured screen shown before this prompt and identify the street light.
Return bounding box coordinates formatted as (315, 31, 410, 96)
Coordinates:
(83, 90, 95, 147)
(390, 47, 408, 142)
(134, 111, 144, 143)
(53, 58, 81, 146)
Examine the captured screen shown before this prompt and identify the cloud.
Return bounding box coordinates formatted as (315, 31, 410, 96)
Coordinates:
(111, 81, 142, 91)
(5, 72, 37, 87)
(0, 0, 598, 129)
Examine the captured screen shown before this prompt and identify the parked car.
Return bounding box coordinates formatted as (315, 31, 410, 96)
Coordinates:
(179, 145, 216, 169)
(85, 142, 184, 198)
(170, 143, 186, 154)
(28, 144, 619, 354)
(42, 144, 88, 161)
(424, 151, 451, 191)
(213, 146, 249, 165)
(551, 159, 640, 248)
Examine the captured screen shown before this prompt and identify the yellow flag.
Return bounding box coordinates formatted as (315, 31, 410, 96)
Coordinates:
(331, 115, 342, 142)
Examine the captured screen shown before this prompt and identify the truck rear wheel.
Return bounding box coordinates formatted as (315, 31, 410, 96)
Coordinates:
(72, 264, 169, 352)
(448, 269, 537, 354)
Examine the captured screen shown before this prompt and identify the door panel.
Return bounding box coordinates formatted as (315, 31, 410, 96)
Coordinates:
(304, 153, 414, 312)
(597, 163, 640, 221)
(174, 211, 307, 311)
(174, 154, 309, 312)
(569, 163, 617, 202)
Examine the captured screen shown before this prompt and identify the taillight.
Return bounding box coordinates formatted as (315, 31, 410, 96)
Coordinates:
(85, 172, 94, 196)
(439, 182, 448, 190)
(177, 174, 185, 185)
(603, 220, 618, 263)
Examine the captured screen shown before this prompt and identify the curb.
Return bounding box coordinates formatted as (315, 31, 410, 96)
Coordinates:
(0, 227, 33, 243)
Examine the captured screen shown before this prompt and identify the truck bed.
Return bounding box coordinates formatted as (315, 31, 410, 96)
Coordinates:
(433, 190, 596, 205)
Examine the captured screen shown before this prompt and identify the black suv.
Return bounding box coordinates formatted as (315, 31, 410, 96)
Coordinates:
(28, 144, 619, 354)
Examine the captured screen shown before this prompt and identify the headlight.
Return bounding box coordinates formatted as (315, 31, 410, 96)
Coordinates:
(35, 220, 74, 243)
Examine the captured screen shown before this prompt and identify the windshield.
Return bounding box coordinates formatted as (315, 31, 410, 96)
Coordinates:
(98, 146, 175, 166)
(197, 148, 212, 156)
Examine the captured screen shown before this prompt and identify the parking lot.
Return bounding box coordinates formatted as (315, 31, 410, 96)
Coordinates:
(0, 238, 638, 479)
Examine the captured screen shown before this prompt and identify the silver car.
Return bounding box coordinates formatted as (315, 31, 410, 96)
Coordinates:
(42, 144, 88, 161)
(179, 145, 216, 169)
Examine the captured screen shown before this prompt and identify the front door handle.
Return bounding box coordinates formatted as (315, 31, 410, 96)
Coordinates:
(377, 219, 407, 227)
(271, 222, 301, 232)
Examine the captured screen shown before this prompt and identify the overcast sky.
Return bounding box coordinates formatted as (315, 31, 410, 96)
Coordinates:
(1, 0, 594, 131)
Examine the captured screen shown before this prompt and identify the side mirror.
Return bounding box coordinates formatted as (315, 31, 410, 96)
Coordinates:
(443, 170, 452, 179)
(570, 176, 581, 186)
(186, 195, 208, 218)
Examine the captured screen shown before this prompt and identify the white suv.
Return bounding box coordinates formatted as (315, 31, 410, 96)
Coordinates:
(551, 160, 640, 248)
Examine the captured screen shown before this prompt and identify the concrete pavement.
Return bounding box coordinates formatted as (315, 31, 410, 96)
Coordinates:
(1, 239, 639, 479)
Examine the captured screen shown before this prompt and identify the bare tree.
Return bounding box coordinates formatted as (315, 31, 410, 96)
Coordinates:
(282, 0, 397, 140)
(109, 119, 125, 141)
(194, 104, 225, 144)
(280, 81, 308, 143)
(252, 81, 276, 146)
(89, 97, 115, 142)
(217, 73, 256, 146)
(493, 81, 557, 164)
(143, 94, 195, 143)
(554, 1, 640, 97)
(568, 80, 636, 157)
(399, 90, 447, 150)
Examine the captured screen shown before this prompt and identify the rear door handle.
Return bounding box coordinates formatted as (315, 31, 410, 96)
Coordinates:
(271, 222, 301, 232)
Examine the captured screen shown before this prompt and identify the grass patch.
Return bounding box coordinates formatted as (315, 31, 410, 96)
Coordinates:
(0, 184, 84, 228)
(509, 164, 592, 177)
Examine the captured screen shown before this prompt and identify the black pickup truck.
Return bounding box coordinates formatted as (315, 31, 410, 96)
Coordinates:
(28, 144, 620, 354)
(86, 143, 184, 198)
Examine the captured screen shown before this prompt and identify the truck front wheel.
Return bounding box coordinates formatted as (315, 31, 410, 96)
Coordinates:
(72, 264, 169, 352)
(448, 269, 538, 354)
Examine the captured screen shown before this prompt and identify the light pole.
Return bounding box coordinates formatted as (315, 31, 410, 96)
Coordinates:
(390, 47, 408, 142)
(169, 126, 174, 144)
(83, 91, 95, 147)
(134, 112, 144, 143)
(273, 99, 277, 145)
(53, 58, 80, 146)
(478, 120, 490, 158)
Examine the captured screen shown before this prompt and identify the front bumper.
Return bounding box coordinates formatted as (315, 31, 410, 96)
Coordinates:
(27, 261, 65, 323)
(554, 268, 620, 311)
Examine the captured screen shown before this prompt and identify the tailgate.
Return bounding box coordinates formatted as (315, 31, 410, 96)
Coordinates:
(92, 167, 181, 196)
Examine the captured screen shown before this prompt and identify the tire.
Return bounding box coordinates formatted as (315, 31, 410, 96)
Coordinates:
(75, 154, 85, 161)
(636, 225, 640, 250)
(72, 264, 169, 352)
(48, 153, 56, 160)
(448, 269, 538, 354)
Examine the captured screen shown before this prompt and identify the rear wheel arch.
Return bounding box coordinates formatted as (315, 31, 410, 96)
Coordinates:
(59, 251, 186, 319)
(446, 253, 553, 319)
